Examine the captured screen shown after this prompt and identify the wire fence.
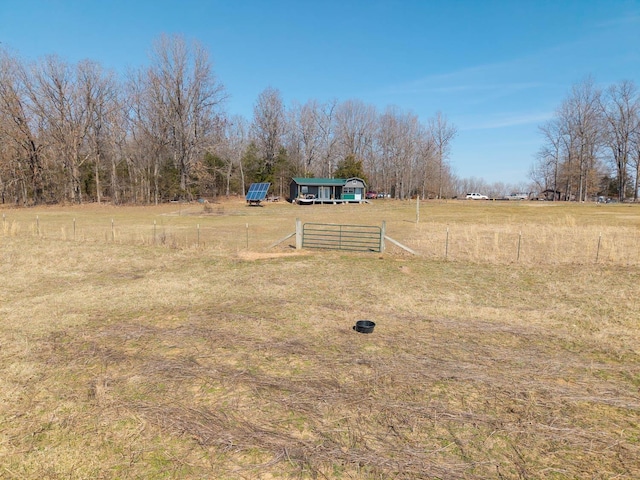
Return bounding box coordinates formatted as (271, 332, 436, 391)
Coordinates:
(1, 214, 259, 253)
(410, 224, 640, 265)
(3, 213, 640, 265)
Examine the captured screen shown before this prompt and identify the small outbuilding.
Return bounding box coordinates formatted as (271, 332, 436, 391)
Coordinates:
(289, 177, 367, 204)
(539, 189, 563, 201)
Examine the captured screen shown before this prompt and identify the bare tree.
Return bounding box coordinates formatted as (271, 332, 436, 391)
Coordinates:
(145, 34, 226, 200)
(536, 118, 564, 197)
(536, 78, 604, 202)
(600, 80, 639, 201)
(0, 49, 45, 204)
(554, 100, 579, 200)
(127, 67, 167, 203)
(316, 99, 339, 177)
(374, 107, 421, 199)
(218, 115, 249, 196)
(632, 121, 640, 200)
(334, 99, 376, 166)
(104, 91, 130, 204)
(429, 111, 457, 199)
(251, 86, 286, 181)
(564, 78, 603, 201)
(417, 126, 437, 199)
(3, 40, 471, 205)
(76, 60, 119, 203)
(287, 99, 327, 176)
(454, 176, 489, 197)
(26, 55, 94, 203)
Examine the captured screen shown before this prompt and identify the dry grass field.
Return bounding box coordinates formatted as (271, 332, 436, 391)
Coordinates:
(1, 199, 639, 479)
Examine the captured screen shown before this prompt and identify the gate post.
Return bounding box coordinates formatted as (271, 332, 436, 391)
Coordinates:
(295, 218, 302, 250)
(380, 221, 386, 253)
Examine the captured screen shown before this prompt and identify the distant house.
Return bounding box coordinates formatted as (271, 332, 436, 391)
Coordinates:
(289, 177, 367, 204)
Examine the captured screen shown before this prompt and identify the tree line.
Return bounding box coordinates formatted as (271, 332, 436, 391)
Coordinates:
(0, 34, 460, 206)
(532, 77, 640, 202)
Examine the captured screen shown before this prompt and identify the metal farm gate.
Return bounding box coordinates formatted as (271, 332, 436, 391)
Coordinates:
(302, 223, 383, 252)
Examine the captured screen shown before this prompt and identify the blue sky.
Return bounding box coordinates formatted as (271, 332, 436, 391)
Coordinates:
(1, 0, 639, 184)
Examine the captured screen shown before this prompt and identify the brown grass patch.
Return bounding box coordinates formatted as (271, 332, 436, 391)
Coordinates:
(1, 200, 640, 478)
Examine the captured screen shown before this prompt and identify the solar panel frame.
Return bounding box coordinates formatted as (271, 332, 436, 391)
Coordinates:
(245, 182, 271, 202)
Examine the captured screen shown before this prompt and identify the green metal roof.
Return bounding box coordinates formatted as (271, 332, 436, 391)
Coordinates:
(291, 177, 347, 186)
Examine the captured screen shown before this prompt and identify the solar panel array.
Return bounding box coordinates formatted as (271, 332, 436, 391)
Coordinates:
(245, 182, 271, 202)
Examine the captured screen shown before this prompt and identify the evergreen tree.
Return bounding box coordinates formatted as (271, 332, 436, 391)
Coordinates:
(333, 154, 367, 182)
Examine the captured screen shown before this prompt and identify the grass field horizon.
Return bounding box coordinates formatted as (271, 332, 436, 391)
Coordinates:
(1, 199, 639, 478)
(3, 198, 640, 265)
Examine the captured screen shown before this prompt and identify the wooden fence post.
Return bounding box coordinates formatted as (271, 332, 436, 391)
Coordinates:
(445, 227, 449, 259)
(295, 218, 302, 250)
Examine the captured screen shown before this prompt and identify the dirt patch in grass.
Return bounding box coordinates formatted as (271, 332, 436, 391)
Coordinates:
(234, 251, 309, 261)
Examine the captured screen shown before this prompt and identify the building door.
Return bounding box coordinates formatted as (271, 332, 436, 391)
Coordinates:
(318, 186, 331, 199)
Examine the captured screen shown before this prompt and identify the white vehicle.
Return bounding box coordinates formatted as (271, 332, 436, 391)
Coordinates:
(505, 192, 529, 200)
(466, 192, 488, 200)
